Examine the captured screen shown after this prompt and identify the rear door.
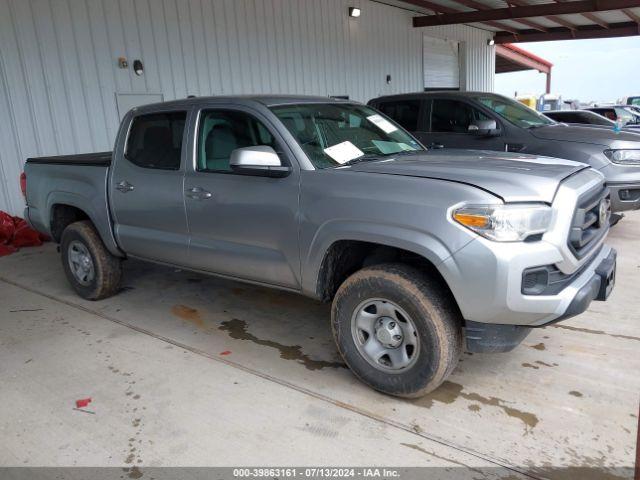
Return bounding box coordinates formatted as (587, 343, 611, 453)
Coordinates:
(109, 109, 190, 264)
(424, 98, 504, 151)
(182, 106, 301, 288)
(375, 99, 425, 138)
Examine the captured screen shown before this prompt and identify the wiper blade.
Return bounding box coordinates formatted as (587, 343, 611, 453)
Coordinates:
(392, 149, 423, 156)
(340, 155, 380, 166)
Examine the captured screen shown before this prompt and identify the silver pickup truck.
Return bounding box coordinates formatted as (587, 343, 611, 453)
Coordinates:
(23, 95, 617, 397)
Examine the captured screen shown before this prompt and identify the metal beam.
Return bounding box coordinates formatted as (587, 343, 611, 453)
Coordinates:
(507, 0, 579, 30)
(453, 0, 549, 31)
(413, 0, 640, 27)
(400, 0, 522, 33)
(494, 21, 640, 42)
(553, 0, 611, 28)
(622, 7, 640, 22)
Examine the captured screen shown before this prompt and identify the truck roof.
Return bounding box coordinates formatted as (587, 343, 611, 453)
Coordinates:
(133, 94, 353, 111)
(370, 91, 501, 102)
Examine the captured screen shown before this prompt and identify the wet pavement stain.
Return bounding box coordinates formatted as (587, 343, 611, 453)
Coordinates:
(529, 343, 546, 351)
(522, 362, 539, 370)
(553, 324, 640, 342)
(218, 318, 345, 371)
(171, 305, 205, 328)
(468, 404, 481, 412)
(569, 390, 583, 397)
(414, 381, 539, 431)
(127, 466, 143, 479)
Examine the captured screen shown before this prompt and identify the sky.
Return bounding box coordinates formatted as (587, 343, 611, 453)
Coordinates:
(494, 36, 640, 104)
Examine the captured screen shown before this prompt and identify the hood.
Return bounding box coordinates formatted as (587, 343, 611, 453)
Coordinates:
(529, 123, 640, 148)
(346, 150, 589, 203)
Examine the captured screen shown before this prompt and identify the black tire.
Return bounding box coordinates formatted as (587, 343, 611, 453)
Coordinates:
(331, 263, 463, 398)
(60, 220, 122, 300)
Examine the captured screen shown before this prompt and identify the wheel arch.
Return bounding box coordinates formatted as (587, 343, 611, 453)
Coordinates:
(47, 192, 123, 257)
(304, 221, 459, 304)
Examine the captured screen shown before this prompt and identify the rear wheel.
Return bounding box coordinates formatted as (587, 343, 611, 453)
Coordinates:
(60, 221, 122, 300)
(331, 263, 462, 398)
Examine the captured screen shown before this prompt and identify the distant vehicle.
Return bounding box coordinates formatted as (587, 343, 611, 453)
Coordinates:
(586, 106, 640, 130)
(544, 110, 615, 127)
(23, 95, 617, 397)
(369, 91, 640, 213)
(539, 93, 565, 112)
(626, 105, 640, 116)
(621, 95, 640, 107)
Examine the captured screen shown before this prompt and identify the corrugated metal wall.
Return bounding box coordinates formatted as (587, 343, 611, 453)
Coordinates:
(0, 0, 494, 215)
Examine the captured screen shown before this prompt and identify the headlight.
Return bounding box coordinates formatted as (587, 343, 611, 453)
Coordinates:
(452, 204, 552, 242)
(604, 149, 640, 165)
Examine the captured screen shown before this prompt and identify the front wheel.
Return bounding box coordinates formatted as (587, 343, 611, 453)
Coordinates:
(60, 221, 122, 300)
(331, 263, 462, 398)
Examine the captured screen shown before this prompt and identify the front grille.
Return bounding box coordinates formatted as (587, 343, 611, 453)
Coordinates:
(568, 186, 610, 259)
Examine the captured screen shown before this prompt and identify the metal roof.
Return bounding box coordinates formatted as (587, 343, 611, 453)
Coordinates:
(398, 0, 640, 43)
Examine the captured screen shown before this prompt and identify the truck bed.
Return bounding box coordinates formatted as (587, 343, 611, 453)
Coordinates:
(23, 154, 121, 257)
(26, 151, 112, 166)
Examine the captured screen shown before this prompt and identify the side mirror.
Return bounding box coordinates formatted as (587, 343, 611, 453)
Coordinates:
(468, 119, 500, 137)
(229, 146, 291, 178)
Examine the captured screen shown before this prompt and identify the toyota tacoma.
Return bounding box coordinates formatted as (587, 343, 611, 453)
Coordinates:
(23, 96, 616, 397)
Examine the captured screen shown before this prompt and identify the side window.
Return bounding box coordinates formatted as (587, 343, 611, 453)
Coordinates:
(377, 100, 421, 131)
(431, 99, 489, 133)
(125, 112, 186, 170)
(197, 110, 278, 172)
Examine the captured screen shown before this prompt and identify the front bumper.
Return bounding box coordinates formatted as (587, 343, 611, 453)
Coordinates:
(599, 162, 640, 212)
(607, 182, 640, 212)
(465, 248, 616, 353)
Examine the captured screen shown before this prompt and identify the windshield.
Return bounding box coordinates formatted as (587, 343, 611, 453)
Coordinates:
(628, 97, 640, 106)
(476, 95, 555, 129)
(582, 111, 615, 126)
(270, 103, 424, 169)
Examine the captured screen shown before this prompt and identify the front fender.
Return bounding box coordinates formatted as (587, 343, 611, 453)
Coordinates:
(301, 219, 462, 297)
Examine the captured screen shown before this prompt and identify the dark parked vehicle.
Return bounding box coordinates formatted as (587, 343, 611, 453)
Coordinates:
(369, 92, 640, 213)
(586, 106, 640, 130)
(544, 110, 615, 127)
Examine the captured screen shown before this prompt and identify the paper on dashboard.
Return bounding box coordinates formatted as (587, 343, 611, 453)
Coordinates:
(324, 141, 365, 164)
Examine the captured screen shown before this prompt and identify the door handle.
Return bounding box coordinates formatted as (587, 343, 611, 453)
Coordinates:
(185, 187, 212, 200)
(116, 180, 135, 193)
(428, 142, 444, 149)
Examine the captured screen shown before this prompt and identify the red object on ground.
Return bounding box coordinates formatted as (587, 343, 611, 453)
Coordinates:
(75, 398, 92, 408)
(0, 211, 48, 257)
(219, 351, 232, 356)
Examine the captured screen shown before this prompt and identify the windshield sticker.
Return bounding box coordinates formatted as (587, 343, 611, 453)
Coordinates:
(323, 141, 364, 164)
(371, 140, 401, 155)
(367, 114, 398, 134)
(398, 142, 416, 151)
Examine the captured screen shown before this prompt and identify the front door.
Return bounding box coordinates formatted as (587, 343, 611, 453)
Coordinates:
(183, 107, 300, 289)
(418, 99, 504, 151)
(109, 110, 189, 265)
